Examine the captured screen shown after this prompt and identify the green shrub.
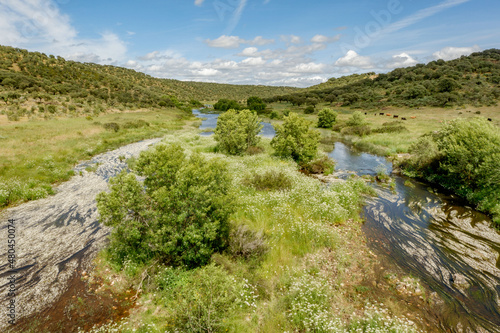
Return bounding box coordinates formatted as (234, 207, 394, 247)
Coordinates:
(214, 109, 263, 155)
(304, 105, 315, 114)
(228, 224, 268, 259)
(346, 111, 367, 126)
(401, 117, 500, 224)
(102, 122, 120, 132)
(301, 155, 336, 175)
(341, 125, 371, 136)
(271, 112, 320, 163)
(96, 144, 235, 268)
(242, 169, 293, 191)
(123, 119, 149, 128)
(317, 108, 338, 128)
(160, 264, 256, 332)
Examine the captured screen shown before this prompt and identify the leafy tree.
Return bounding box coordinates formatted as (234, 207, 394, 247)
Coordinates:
(317, 108, 337, 128)
(271, 112, 320, 163)
(214, 99, 241, 111)
(97, 144, 234, 268)
(214, 109, 263, 155)
(346, 111, 367, 126)
(247, 96, 266, 112)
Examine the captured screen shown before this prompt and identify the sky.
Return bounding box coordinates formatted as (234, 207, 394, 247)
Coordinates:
(0, 0, 499, 87)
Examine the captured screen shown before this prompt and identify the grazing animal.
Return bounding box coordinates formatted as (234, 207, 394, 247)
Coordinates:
(379, 113, 384, 116)
(364, 112, 367, 115)
(410, 116, 416, 119)
(374, 113, 377, 116)
(488, 118, 492, 121)
(401, 117, 407, 120)
(386, 113, 391, 116)
(393, 115, 399, 118)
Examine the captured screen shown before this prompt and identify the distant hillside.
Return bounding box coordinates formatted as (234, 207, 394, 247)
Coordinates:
(269, 49, 500, 109)
(0, 45, 298, 120)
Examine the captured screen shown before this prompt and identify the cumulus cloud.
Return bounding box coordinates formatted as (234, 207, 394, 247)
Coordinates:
(433, 45, 480, 61)
(335, 50, 373, 69)
(281, 35, 303, 45)
(311, 34, 341, 44)
(205, 35, 274, 49)
(385, 52, 418, 68)
(0, 0, 127, 64)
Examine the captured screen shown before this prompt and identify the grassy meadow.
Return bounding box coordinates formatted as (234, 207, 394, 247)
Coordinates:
(267, 102, 499, 156)
(65, 133, 432, 333)
(0, 108, 190, 208)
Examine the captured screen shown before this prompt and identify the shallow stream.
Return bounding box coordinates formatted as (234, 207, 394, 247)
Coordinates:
(329, 142, 500, 332)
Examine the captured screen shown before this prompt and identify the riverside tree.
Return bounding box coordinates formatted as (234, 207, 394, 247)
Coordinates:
(271, 112, 320, 163)
(317, 108, 338, 128)
(96, 144, 234, 268)
(214, 108, 263, 155)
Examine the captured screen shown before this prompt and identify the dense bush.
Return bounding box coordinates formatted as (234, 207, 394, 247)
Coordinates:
(341, 125, 372, 136)
(214, 98, 241, 111)
(102, 122, 120, 132)
(317, 108, 338, 128)
(303, 105, 315, 114)
(247, 96, 266, 111)
(400, 117, 500, 224)
(346, 111, 367, 126)
(301, 155, 336, 175)
(96, 144, 235, 267)
(214, 109, 263, 155)
(271, 112, 320, 163)
(242, 169, 293, 191)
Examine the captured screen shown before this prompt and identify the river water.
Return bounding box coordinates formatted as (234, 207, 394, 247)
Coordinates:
(192, 109, 276, 138)
(329, 142, 500, 333)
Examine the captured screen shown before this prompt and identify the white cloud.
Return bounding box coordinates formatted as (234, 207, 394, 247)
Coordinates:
(281, 35, 303, 45)
(291, 62, 325, 73)
(386, 52, 418, 68)
(194, 0, 205, 6)
(311, 34, 341, 44)
(205, 35, 274, 49)
(0, 0, 127, 64)
(239, 47, 259, 57)
(433, 45, 480, 61)
(241, 57, 266, 66)
(335, 50, 373, 68)
(193, 68, 219, 76)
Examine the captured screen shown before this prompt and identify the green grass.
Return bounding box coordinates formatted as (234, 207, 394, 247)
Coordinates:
(87, 133, 423, 333)
(0, 108, 189, 208)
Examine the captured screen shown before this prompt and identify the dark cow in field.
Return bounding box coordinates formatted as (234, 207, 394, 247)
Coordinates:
(364, 112, 367, 115)
(488, 118, 492, 121)
(401, 117, 407, 120)
(379, 113, 384, 116)
(393, 115, 399, 118)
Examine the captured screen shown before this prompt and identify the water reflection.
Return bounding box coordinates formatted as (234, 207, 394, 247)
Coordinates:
(192, 109, 276, 138)
(329, 142, 500, 332)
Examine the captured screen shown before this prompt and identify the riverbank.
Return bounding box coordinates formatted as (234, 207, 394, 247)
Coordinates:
(0, 108, 188, 210)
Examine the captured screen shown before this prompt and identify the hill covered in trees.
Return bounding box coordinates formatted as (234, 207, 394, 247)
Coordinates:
(0, 45, 298, 120)
(268, 49, 500, 109)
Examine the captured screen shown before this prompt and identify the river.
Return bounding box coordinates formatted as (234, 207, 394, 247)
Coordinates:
(195, 110, 500, 331)
(329, 142, 500, 333)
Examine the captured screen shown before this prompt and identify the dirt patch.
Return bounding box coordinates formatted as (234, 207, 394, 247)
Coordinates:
(8, 264, 136, 333)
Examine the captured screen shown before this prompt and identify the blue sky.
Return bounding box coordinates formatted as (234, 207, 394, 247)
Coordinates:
(0, 0, 499, 87)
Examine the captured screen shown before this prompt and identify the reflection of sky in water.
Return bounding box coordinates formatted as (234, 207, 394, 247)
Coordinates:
(328, 142, 392, 175)
(192, 109, 275, 138)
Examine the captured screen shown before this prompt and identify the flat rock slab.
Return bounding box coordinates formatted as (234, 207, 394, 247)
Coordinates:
(0, 138, 163, 330)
